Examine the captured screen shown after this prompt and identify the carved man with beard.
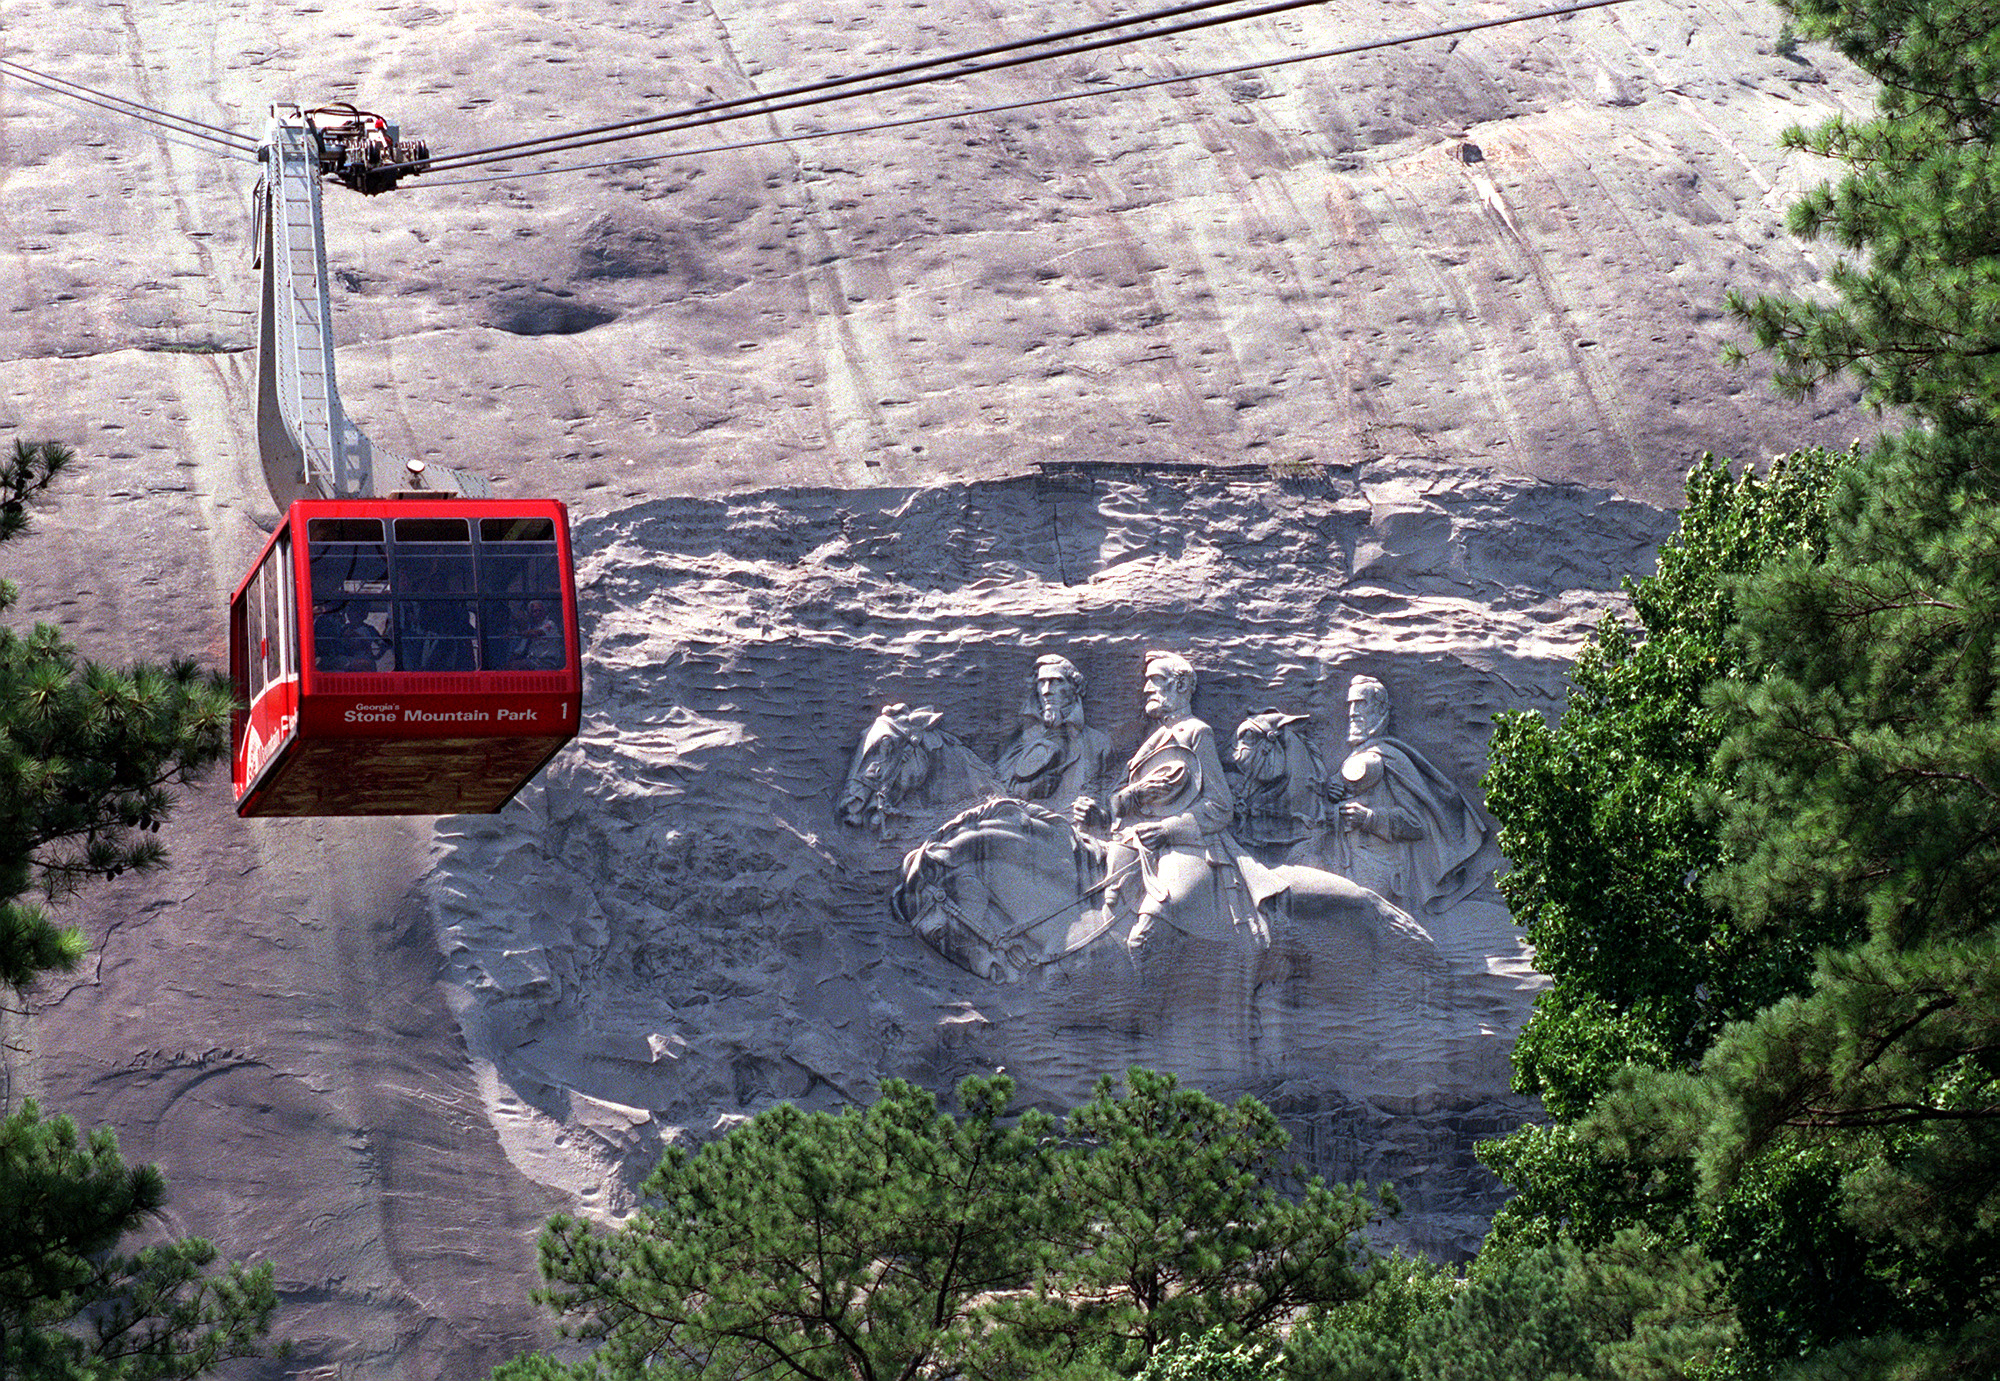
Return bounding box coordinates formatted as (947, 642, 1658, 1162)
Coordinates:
(995, 654, 1115, 828)
(1105, 652, 1267, 952)
(1325, 674, 1488, 913)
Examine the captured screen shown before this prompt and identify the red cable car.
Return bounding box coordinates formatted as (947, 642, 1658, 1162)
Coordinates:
(230, 497, 582, 816)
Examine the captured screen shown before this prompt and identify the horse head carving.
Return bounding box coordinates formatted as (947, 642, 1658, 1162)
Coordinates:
(1231, 710, 1327, 858)
(838, 704, 999, 834)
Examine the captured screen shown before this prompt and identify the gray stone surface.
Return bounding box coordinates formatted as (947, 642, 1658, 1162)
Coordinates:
(0, 0, 1881, 1373)
(427, 466, 1658, 1258)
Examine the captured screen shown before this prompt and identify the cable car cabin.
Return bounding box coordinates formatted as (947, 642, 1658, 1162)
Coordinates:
(230, 498, 581, 816)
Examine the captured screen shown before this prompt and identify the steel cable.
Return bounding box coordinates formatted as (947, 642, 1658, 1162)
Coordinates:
(413, 0, 1640, 189)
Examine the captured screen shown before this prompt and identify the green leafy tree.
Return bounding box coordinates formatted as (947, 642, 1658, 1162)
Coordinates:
(0, 439, 272, 1378)
(1597, 431, 2000, 1376)
(1475, 446, 1937, 1373)
(1279, 1252, 1456, 1381)
(1476, 449, 1851, 1246)
(1135, 1329, 1275, 1381)
(498, 1069, 1384, 1381)
(1558, 0, 2000, 1373)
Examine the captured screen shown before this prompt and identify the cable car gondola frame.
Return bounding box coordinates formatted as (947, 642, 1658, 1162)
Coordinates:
(230, 497, 581, 817)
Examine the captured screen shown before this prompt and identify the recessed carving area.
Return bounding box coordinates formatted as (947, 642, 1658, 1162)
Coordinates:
(429, 466, 1668, 1254)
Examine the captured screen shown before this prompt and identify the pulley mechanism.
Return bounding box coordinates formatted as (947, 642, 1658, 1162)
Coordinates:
(301, 103, 430, 195)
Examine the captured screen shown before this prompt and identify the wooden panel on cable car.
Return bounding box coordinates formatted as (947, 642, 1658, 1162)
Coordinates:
(230, 497, 582, 817)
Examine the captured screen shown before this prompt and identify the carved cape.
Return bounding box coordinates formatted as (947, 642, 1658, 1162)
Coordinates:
(1332, 735, 1487, 914)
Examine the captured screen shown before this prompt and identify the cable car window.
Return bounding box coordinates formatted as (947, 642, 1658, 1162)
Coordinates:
(478, 547, 561, 602)
(309, 518, 384, 543)
(395, 517, 470, 544)
(475, 518, 565, 670)
(274, 531, 295, 682)
(389, 519, 474, 671)
(247, 562, 267, 706)
(313, 599, 392, 671)
(309, 517, 388, 600)
(480, 517, 556, 543)
(475, 517, 562, 634)
(261, 552, 283, 690)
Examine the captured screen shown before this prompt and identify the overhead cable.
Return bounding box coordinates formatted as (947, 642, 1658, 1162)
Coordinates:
(414, 0, 1640, 189)
(0, 58, 257, 154)
(417, 0, 1374, 176)
(419, 0, 1292, 172)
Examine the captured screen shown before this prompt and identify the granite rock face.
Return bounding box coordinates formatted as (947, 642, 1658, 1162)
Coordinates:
(5, 0, 1872, 509)
(0, 0, 1879, 1373)
(429, 463, 1663, 1258)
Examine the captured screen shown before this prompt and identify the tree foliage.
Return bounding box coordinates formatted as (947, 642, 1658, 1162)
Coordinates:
(1725, 0, 2000, 430)
(1, 440, 232, 994)
(1030, 1067, 1376, 1370)
(1480, 0, 2000, 1372)
(0, 1101, 277, 1379)
(513, 1076, 1053, 1381)
(0, 441, 271, 1377)
(1477, 449, 1852, 1252)
(1284, 1231, 1739, 1381)
(497, 1070, 1382, 1381)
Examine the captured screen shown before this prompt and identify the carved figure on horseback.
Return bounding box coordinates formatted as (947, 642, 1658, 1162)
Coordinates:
(890, 654, 1445, 995)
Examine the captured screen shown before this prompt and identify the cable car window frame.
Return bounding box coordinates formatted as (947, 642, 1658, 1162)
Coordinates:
(297, 506, 574, 677)
(389, 516, 477, 673)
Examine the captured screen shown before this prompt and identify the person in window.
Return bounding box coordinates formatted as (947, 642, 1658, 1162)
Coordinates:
(314, 602, 387, 672)
(396, 600, 477, 671)
(396, 557, 478, 671)
(515, 599, 561, 668)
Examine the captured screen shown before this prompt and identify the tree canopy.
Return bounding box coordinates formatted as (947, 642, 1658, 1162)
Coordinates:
(497, 1069, 1382, 1381)
(0, 440, 271, 1378)
(1727, 0, 2000, 431)
(0, 441, 233, 993)
(0, 1101, 277, 1380)
(1479, 0, 2000, 1372)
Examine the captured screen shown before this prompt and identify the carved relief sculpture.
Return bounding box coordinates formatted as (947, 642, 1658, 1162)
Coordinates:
(888, 654, 1444, 998)
(838, 703, 1000, 835)
(1230, 710, 1329, 865)
(994, 654, 1116, 829)
(1105, 653, 1272, 952)
(1324, 675, 1489, 914)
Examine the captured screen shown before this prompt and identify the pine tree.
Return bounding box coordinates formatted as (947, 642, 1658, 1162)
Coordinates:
(1724, 0, 2000, 431)
(497, 1069, 1383, 1381)
(506, 1076, 1058, 1381)
(1572, 1, 2000, 1373)
(0, 1101, 276, 1379)
(1, 441, 233, 990)
(0, 439, 273, 1378)
(1026, 1068, 1377, 1372)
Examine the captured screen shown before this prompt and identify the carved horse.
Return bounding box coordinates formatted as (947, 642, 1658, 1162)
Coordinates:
(892, 798, 1446, 1010)
(838, 704, 1001, 835)
(1230, 710, 1329, 866)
